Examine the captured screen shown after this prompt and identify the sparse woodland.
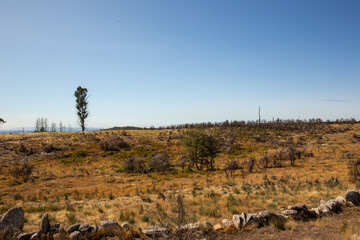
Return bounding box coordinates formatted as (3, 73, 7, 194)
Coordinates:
(1, 119, 360, 239)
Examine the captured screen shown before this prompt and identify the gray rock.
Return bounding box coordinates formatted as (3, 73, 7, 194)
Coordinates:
(98, 220, 122, 236)
(181, 223, 200, 230)
(345, 190, 360, 206)
(49, 223, 60, 233)
(240, 212, 259, 226)
(221, 219, 233, 227)
(333, 196, 347, 206)
(69, 230, 82, 240)
(143, 227, 170, 238)
(66, 223, 80, 233)
(258, 211, 271, 218)
(282, 210, 298, 216)
(200, 221, 213, 233)
(0, 207, 25, 230)
(233, 214, 242, 229)
(39, 214, 50, 234)
(30, 232, 39, 240)
(318, 200, 342, 214)
(78, 223, 89, 232)
(121, 222, 131, 228)
(288, 204, 307, 211)
(86, 225, 97, 238)
(310, 207, 322, 215)
(17, 232, 31, 240)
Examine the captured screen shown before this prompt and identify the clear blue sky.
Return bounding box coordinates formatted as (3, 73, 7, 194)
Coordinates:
(1, 0, 360, 130)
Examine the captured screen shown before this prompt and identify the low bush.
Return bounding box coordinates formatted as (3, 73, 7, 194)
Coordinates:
(10, 163, 32, 181)
(148, 152, 171, 172)
(124, 157, 145, 173)
(99, 135, 129, 151)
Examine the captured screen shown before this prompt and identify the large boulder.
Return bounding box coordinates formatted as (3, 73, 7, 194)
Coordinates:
(142, 227, 170, 238)
(345, 190, 360, 206)
(39, 214, 50, 234)
(0, 207, 25, 230)
(98, 220, 122, 236)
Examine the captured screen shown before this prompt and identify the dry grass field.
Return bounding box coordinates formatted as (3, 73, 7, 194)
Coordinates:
(1, 122, 360, 238)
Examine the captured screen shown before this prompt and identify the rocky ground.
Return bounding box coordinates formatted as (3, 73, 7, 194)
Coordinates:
(2, 189, 360, 240)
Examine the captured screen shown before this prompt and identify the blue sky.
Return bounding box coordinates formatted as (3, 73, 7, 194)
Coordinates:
(1, 0, 360, 129)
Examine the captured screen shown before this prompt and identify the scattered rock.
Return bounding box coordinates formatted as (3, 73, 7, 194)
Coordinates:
(240, 212, 259, 226)
(221, 219, 233, 227)
(281, 210, 298, 216)
(345, 190, 360, 206)
(39, 214, 50, 234)
(98, 220, 122, 236)
(69, 230, 82, 240)
(78, 223, 89, 232)
(200, 221, 213, 233)
(0, 207, 25, 230)
(143, 227, 170, 238)
(30, 232, 39, 240)
(66, 223, 80, 233)
(121, 222, 130, 228)
(17, 232, 31, 240)
(181, 222, 199, 230)
(333, 196, 347, 206)
(49, 222, 60, 233)
(288, 204, 307, 211)
(310, 207, 322, 215)
(318, 200, 342, 215)
(233, 214, 242, 229)
(86, 225, 97, 238)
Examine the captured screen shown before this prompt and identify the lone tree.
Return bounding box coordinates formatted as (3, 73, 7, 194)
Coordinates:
(74, 86, 89, 131)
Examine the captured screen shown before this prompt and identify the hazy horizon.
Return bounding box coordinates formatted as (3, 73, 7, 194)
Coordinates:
(1, 0, 360, 130)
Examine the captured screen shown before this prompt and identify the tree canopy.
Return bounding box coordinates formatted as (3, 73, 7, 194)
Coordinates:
(74, 86, 89, 131)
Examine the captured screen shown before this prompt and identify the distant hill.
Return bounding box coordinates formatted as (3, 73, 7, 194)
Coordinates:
(107, 126, 145, 130)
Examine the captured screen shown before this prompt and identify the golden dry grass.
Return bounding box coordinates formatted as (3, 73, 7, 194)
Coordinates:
(1, 123, 360, 234)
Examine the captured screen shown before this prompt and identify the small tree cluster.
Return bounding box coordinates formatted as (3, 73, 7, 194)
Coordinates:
(35, 117, 48, 132)
(182, 129, 220, 171)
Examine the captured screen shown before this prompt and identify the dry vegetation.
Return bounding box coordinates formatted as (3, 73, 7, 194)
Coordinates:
(1, 121, 360, 238)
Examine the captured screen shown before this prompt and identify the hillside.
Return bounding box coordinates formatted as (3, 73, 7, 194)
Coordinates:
(1, 122, 360, 238)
